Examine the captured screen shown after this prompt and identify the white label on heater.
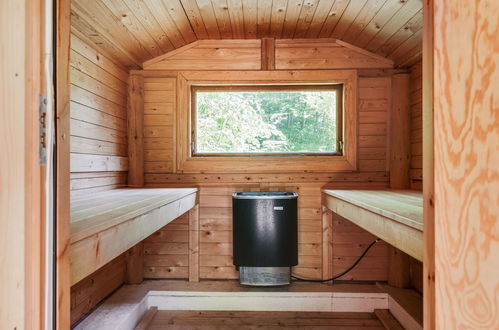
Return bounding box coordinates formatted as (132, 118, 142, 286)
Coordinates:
(273, 206, 284, 210)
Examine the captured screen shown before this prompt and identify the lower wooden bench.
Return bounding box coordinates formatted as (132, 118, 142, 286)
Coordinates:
(70, 188, 198, 286)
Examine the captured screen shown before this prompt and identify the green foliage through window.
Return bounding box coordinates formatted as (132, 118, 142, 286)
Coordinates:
(193, 86, 341, 155)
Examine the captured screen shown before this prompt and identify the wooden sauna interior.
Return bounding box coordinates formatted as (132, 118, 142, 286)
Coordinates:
(66, 1, 426, 328)
(1, 0, 498, 329)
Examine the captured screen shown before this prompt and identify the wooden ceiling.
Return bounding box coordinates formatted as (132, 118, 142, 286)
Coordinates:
(71, 0, 423, 69)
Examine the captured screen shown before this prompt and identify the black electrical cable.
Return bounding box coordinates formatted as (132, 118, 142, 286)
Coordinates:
(291, 238, 381, 283)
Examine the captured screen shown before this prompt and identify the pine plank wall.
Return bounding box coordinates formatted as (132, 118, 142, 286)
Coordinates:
(69, 34, 130, 324)
(69, 38, 424, 325)
(139, 40, 393, 282)
(69, 34, 129, 199)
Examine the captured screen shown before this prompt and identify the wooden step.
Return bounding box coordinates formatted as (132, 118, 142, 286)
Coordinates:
(135, 307, 158, 330)
(141, 310, 385, 329)
(374, 309, 404, 330)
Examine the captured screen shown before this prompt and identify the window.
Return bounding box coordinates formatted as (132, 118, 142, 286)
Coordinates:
(191, 85, 343, 157)
(176, 70, 357, 173)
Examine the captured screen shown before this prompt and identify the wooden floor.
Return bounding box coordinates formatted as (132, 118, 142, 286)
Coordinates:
(137, 310, 402, 330)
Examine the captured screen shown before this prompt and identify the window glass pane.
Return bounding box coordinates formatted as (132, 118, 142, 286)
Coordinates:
(195, 87, 340, 154)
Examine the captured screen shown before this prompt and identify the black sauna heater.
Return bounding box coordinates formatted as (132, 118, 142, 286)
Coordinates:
(232, 192, 298, 286)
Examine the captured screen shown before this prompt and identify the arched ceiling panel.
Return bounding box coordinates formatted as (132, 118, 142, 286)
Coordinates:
(71, 0, 423, 69)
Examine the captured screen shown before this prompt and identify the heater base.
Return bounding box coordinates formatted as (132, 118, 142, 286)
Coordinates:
(239, 267, 290, 286)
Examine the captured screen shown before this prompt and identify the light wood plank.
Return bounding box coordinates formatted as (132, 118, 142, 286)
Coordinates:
(189, 204, 200, 282)
(70, 188, 198, 285)
(135, 307, 158, 330)
(126, 242, 144, 284)
(162, 0, 198, 43)
(433, 0, 499, 328)
(122, 0, 175, 54)
(71, 33, 128, 81)
(324, 190, 423, 261)
(127, 74, 145, 187)
(374, 309, 404, 330)
(389, 73, 411, 188)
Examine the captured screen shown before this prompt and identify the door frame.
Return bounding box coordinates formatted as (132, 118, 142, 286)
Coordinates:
(422, 0, 435, 329)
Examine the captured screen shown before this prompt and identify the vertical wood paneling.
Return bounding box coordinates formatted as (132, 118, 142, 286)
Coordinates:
(127, 74, 144, 187)
(433, 0, 499, 328)
(389, 73, 411, 189)
(70, 34, 129, 198)
(1, 0, 33, 328)
(57, 1, 72, 328)
(409, 61, 422, 190)
(422, 1, 435, 327)
(143, 77, 176, 174)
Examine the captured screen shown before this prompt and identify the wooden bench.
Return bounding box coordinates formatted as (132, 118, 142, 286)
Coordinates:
(323, 189, 423, 262)
(70, 188, 198, 285)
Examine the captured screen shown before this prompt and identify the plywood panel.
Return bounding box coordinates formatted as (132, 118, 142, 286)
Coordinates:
(433, 0, 499, 328)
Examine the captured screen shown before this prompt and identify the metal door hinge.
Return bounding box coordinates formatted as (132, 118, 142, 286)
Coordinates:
(38, 94, 47, 164)
(191, 141, 196, 153)
(339, 140, 344, 153)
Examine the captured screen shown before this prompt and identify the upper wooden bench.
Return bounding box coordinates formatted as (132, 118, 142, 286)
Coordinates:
(323, 189, 423, 261)
(70, 188, 198, 285)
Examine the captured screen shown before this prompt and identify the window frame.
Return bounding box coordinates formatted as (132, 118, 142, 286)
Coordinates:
(190, 84, 344, 157)
(176, 70, 358, 173)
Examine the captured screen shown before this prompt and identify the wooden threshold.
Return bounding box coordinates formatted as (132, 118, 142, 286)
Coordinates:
(140, 310, 387, 329)
(134, 307, 158, 330)
(374, 309, 404, 330)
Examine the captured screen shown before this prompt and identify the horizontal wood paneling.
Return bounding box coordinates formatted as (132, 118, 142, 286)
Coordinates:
(409, 61, 422, 190)
(143, 215, 190, 279)
(275, 39, 393, 70)
(137, 40, 395, 281)
(145, 39, 393, 70)
(144, 40, 262, 70)
(140, 65, 391, 280)
(331, 215, 389, 281)
(70, 34, 128, 198)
